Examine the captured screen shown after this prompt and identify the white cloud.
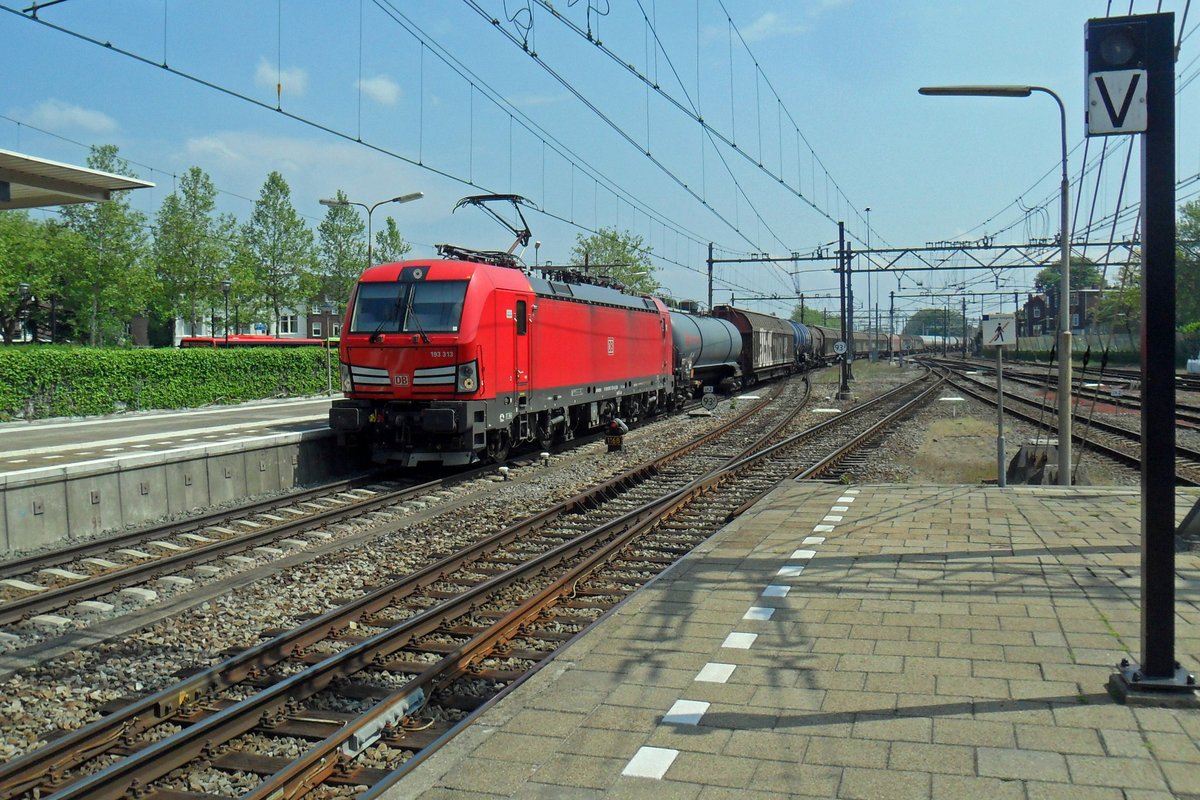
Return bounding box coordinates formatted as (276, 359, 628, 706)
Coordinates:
(23, 99, 117, 134)
(740, 12, 810, 43)
(357, 75, 401, 106)
(254, 57, 308, 97)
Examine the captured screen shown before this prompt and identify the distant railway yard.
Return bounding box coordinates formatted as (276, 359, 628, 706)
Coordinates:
(1, 357, 1195, 797)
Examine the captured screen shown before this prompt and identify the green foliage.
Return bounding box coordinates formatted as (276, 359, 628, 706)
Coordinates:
(790, 304, 840, 327)
(1178, 200, 1200, 327)
(58, 145, 151, 346)
(569, 227, 659, 295)
(152, 166, 236, 337)
(241, 171, 315, 334)
(1035, 256, 1106, 294)
(0, 346, 331, 421)
(903, 308, 966, 336)
(373, 216, 413, 265)
(316, 190, 367, 312)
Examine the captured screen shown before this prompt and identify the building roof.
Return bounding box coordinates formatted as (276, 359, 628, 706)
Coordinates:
(0, 148, 154, 211)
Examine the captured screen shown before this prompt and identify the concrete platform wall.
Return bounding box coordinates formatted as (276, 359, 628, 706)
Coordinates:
(0, 430, 350, 554)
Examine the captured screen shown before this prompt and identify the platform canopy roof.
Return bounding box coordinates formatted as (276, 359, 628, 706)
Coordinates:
(0, 147, 154, 211)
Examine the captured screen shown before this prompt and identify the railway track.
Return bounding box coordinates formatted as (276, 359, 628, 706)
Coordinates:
(933, 355, 1200, 423)
(935, 366, 1200, 485)
(0, 371, 940, 800)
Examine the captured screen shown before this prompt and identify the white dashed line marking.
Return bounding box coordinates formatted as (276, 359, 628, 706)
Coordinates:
(761, 585, 790, 598)
(743, 606, 774, 621)
(695, 663, 737, 683)
(801, 537, 825, 546)
(813, 524, 835, 532)
(777, 565, 805, 577)
(623, 746, 678, 779)
(722, 632, 757, 649)
(663, 699, 709, 725)
(790, 549, 817, 560)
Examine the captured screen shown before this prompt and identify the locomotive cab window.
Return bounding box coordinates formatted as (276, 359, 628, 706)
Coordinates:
(350, 280, 468, 334)
(516, 300, 527, 335)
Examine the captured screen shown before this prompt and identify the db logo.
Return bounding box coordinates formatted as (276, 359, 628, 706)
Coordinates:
(394, 375, 409, 386)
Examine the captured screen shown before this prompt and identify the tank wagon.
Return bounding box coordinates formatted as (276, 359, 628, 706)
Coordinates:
(669, 311, 743, 396)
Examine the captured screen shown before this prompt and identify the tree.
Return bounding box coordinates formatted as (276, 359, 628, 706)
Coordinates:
(0, 212, 74, 343)
(1034, 256, 1105, 295)
(373, 216, 413, 266)
(903, 307, 966, 337)
(568, 227, 658, 295)
(1177, 200, 1200, 326)
(240, 172, 315, 334)
(315, 190, 367, 312)
(152, 166, 236, 337)
(790, 303, 839, 327)
(58, 145, 149, 345)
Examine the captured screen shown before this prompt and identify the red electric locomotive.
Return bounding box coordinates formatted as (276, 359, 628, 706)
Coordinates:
(329, 250, 676, 466)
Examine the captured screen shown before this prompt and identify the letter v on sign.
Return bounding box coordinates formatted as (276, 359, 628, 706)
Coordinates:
(1088, 69, 1148, 135)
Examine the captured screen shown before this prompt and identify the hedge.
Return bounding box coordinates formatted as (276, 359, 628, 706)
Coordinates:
(0, 346, 335, 421)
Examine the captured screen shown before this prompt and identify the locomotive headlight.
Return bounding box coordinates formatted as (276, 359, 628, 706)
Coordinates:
(340, 363, 353, 392)
(456, 360, 478, 393)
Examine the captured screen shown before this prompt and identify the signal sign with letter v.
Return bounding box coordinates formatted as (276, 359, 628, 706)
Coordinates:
(1088, 69, 1148, 135)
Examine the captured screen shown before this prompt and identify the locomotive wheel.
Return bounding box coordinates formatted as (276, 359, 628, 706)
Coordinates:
(486, 430, 510, 463)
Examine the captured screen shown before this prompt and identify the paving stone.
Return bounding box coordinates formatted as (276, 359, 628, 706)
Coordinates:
(978, 747, 1069, 782)
(1064, 754, 1170, 790)
(839, 767, 930, 800)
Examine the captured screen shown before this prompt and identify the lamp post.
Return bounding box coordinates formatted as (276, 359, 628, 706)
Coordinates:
(17, 282, 30, 343)
(320, 192, 424, 268)
(220, 279, 232, 343)
(919, 84, 1072, 486)
(534, 240, 541, 269)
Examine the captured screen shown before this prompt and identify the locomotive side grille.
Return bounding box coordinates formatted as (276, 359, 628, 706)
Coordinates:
(412, 365, 457, 385)
(350, 364, 391, 385)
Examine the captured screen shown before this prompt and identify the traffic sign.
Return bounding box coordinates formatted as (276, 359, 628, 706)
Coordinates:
(833, 340, 847, 355)
(1088, 70, 1147, 135)
(701, 393, 719, 411)
(982, 313, 1016, 347)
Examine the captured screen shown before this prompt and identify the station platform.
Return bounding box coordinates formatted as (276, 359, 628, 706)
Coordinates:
(386, 482, 1200, 799)
(0, 397, 339, 553)
(0, 395, 333, 476)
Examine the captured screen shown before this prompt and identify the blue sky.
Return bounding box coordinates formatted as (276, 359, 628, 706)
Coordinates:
(4, 1, 1197, 325)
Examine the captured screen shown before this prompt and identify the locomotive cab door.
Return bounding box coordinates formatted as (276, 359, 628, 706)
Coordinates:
(513, 297, 532, 433)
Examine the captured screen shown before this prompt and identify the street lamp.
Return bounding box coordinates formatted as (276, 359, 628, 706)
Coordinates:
(534, 240, 541, 268)
(320, 191, 424, 268)
(919, 84, 1072, 486)
(220, 279, 232, 342)
(17, 283, 30, 343)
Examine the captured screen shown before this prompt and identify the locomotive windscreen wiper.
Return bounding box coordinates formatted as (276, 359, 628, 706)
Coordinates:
(403, 286, 431, 344)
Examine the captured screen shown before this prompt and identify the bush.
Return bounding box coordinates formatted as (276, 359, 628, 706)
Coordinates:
(0, 346, 332, 421)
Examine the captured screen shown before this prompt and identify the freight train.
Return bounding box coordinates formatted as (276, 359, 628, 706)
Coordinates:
(327, 193, 950, 466)
(328, 254, 943, 467)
